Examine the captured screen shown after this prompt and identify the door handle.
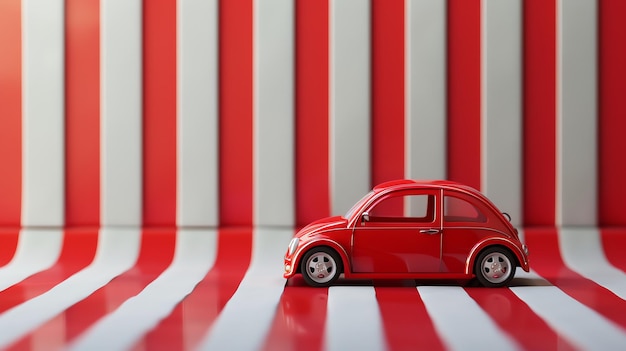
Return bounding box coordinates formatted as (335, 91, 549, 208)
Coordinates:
(419, 229, 440, 235)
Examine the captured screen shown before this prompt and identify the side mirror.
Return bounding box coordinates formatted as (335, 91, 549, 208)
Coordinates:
(361, 212, 370, 224)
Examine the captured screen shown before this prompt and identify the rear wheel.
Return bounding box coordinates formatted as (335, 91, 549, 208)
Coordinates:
(301, 247, 342, 287)
(475, 247, 516, 288)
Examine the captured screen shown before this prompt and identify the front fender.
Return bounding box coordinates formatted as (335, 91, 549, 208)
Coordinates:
(292, 239, 350, 275)
(465, 238, 529, 275)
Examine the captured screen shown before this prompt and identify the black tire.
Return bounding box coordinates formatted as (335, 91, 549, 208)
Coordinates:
(300, 247, 342, 287)
(474, 246, 516, 288)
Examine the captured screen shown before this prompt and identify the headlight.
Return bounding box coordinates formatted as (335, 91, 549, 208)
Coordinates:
(288, 238, 299, 256)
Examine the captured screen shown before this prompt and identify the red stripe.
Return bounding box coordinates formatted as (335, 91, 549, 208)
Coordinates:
(598, 0, 626, 226)
(14, 229, 177, 347)
(525, 228, 626, 330)
(375, 285, 446, 350)
(0, 230, 98, 315)
(6, 314, 66, 351)
(262, 277, 328, 351)
(295, 0, 330, 228)
(446, 0, 481, 190)
(65, 0, 100, 227)
(371, 0, 405, 205)
(138, 305, 183, 351)
(601, 228, 626, 273)
(142, 0, 177, 226)
(137, 229, 252, 350)
(0, 0, 22, 227)
(219, 0, 254, 226)
(522, 0, 557, 226)
(466, 288, 578, 351)
(0, 229, 19, 267)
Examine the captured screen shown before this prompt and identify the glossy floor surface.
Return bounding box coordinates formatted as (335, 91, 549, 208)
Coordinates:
(0, 227, 624, 350)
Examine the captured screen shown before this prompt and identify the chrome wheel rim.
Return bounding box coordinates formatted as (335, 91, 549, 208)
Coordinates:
(480, 252, 511, 284)
(306, 252, 336, 284)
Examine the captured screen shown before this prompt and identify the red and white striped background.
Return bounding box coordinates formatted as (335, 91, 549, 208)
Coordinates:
(1, 0, 625, 229)
(0, 0, 626, 350)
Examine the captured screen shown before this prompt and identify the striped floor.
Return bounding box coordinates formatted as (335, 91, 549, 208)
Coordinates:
(0, 228, 624, 350)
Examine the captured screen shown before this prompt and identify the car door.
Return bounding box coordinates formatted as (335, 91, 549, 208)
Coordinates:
(351, 189, 442, 274)
(440, 190, 491, 273)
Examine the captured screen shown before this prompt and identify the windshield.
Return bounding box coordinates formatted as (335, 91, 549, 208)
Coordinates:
(344, 191, 374, 219)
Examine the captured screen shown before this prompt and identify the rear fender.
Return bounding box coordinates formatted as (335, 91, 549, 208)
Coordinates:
(465, 238, 529, 275)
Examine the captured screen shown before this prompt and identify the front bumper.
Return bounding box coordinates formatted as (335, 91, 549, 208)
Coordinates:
(522, 244, 529, 256)
(520, 244, 530, 271)
(284, 256, 295, 278)
(284, 237, 299, 278)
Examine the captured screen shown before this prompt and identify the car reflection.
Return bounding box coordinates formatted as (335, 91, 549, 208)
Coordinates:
(264, 276, 328, 351)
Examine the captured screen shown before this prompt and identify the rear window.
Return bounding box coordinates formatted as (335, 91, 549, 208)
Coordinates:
(444, 195, 486, 223)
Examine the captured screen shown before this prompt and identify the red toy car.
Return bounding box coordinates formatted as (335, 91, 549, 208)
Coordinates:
(284, 179, 529, 287)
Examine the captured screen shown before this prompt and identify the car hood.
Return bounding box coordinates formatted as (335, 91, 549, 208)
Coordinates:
(295, 216, 347, 239)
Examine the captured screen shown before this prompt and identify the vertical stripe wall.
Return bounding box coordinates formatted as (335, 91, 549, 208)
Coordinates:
(522, 0, 557, 226)
(143, 0, 177, 227)
(405, 0, 446, 183)
(0, 0, 22, 227)
(218, 0, 253, 227)
(101, 0, 143, 227)
(372, 0, 405, 198)
(598, 0, 626, 227)
(557, 0, 597, 227)
(481, 0, 522, 225)
(177, 0, 219, 227)
(295, 0, 330, 227)
(22, 0, 65, 227)
(254, 0, 295, 227)
(0, 0, 624, 229)
(447, 0, 481, 192)
(330, 0, 371, 216)
(65, 0, 100, 227)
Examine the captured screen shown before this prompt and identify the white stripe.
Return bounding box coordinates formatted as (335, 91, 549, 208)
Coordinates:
(405, 0, 447, 182)
(511, 269, 626, 350)
(558, 227, 626, 300)
(101, 0, 143, 226)
(69, 229, 217, 350)
(177, 0, 219, 227)
(418, 286, 521, 350)
(254, 0, 294, 227)
(21, 0, 65, 227)
(481, 0, 522, 226)
(0, 229, 63, 292)
(197, 228, 292, 350)
(0, 228, 141, 347)
(556, 0, 597, 226)
(325, 286, 386, 351)
(330, 0, 371, 215)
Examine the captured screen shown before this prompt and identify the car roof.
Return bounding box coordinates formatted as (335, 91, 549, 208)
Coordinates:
(373, 179, 478, 194)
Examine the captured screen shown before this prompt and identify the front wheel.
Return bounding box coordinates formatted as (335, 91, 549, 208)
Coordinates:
(301, 247, 342, 287)
(475, 247, 516, 288)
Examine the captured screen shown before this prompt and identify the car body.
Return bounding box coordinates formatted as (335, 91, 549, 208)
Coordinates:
(284, 179, 529, 287)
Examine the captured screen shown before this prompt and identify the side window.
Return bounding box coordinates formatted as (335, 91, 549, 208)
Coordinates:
(368, 194, 435, 223)
(444, 195, 486, 223)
